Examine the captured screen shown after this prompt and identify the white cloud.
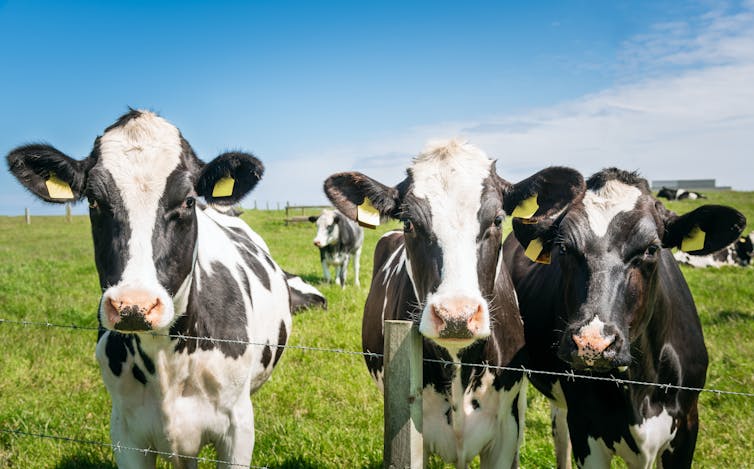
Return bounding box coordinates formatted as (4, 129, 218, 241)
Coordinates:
(258, 0, 754, 206)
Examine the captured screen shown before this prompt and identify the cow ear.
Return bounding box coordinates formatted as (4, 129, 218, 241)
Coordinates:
(504, 166, 584, 263)
(324, 172, 400, 228)
(663, 205, 746, 255)
(196, 152, 264, 205)
(6, 144, 88, 203)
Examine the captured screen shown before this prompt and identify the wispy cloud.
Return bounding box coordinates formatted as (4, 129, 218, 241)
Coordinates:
(256, 0, 754, 206)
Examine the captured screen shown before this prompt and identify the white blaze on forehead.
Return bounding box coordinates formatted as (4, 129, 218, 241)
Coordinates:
(410, 139, 492, 297)
(99, 111, 183, 289)
(583, 179, 642, 237)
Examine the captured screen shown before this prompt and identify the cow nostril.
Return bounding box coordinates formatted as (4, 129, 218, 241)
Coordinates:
(429, 304, 446, 330)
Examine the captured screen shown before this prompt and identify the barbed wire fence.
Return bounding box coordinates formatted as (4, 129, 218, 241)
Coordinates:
(1, 316, 753, 468)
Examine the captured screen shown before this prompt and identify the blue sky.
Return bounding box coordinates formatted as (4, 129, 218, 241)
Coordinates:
(1, 0, 753, 215)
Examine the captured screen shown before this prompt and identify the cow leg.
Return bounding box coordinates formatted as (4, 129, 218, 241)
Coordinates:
(338, 255, 351, 288)
(658, 405, 699, 469)
(110, 409, 157, 469)
(479, 383, 527, 469)
(321, 259, 331, 283)
(551, 403, 572, 469)
(353, 246, 362, 286)
(215, 400, 255, 469)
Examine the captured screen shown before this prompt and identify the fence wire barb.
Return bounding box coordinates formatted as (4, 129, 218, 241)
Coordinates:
(0, 428, 268, 468)
(2, 317, 754, 397)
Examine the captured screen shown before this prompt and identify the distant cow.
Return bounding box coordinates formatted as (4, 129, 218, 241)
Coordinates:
(504, 168, 745, 468)
(308, 208, 364, 287)
(674, 231, 753, 267)
(657, 186, 706, 200)
(324, 140, 583, 467)
(6, 109, 325, 468)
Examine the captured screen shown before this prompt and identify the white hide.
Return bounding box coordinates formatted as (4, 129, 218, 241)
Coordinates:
(582, 180, 642, 238)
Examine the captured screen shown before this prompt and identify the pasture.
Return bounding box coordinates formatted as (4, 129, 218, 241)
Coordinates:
(1, 190, 753, 468)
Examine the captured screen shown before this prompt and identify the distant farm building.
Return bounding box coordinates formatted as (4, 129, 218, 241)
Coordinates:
(651, 179, 731, 191)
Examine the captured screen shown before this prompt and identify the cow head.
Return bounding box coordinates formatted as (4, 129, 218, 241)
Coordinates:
(6, 110, 262, 333)
(308, 208, 343, 248)
(734, 232, 754, 266)
(325, 140, 583, 350)
(513, 168, 746, 372)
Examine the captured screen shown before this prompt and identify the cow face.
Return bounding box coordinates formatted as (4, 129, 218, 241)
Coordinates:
(513, 168, 746, 371)
(7, 110, 263, 333)
(325, 140, 583, 350)
(309, 209, 342, 248)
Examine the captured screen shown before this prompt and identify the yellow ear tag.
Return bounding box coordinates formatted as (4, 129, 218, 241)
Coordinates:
(512, 194, 539, 219)
(357, 196, 380, 229)
(212, 176, 235, 198)
(524, 238, 551, 264)
(45, 172, 74, 199)
(681, 226, 706, 252)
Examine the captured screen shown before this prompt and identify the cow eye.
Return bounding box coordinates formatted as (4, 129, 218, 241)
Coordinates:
(403, 219, 414, 234)
(88, 198, 99, 210)
(558, 243, 568, 255)
(184, 196, 195, 209)
(645, 244, 660, 257)
(493, 215, 504, 228)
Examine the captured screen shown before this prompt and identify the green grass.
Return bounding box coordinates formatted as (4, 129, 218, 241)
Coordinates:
(1, 191, 753, 468)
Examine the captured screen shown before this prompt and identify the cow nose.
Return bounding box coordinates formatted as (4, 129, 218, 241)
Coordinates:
(104, 290, 163, 331)
(428, 297, 487, 340)
(564, 320, 624, 370)
(313, 240, 321, 247)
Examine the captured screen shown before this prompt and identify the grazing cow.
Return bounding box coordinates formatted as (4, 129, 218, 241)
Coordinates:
(6, 109, 324, 468)
(324, 140, 583, 468)
(308, 208, 364, 287)
(503, 168, 746, 468)
(674, 231, 753, 267)
(657, 186, 706, 200)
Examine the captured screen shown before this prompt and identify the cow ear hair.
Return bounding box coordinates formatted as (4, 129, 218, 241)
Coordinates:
(6, 144, 89, 203)
(323, 172, 400, 222)
(663, 204, 746, 255)
(196, 152, 264, 205)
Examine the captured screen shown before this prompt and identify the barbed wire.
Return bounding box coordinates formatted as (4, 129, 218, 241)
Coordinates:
(0, 428, 268, 468)
(2, 317, 753, 397)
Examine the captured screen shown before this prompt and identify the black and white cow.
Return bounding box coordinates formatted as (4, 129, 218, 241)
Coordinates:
(6, 109, 324, 468)
(657, 186, 707, 201)
(308, 208, 364, 287)
(674, 231, 753, 267)
(503, 168, 745, 468)
(324, 140, 583, 468)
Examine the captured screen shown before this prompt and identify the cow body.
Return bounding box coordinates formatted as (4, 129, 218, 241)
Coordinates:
(656, 187, 706, 200)
(6, 110, 322, 468)
(503, 168, 745, 468)
(674, 231, 753, 267)
(308, 208, 364, 286)
(324, 140, 583, 468)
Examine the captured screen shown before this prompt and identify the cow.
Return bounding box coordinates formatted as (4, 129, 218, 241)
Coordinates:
(308, 208, 364, 287)
(503, 168, 746, 468)
(323, 139, 584, 468)
(657, 186, 706, 200)
(6, 109, 325, 468)
(674, 231, 753, 267)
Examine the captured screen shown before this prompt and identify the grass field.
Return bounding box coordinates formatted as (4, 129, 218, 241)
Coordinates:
(1, 191, 753, 468)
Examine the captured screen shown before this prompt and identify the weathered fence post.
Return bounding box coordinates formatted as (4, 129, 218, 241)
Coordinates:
(65, 203, 72, 223)
(384, 320, 423, 469)
(25, 208, 30, 225)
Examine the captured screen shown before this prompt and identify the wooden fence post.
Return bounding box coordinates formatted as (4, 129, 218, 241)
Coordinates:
(384, 320, 423, 469)
(25, 208, 30, 225)
(65, 203, 72, 223)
